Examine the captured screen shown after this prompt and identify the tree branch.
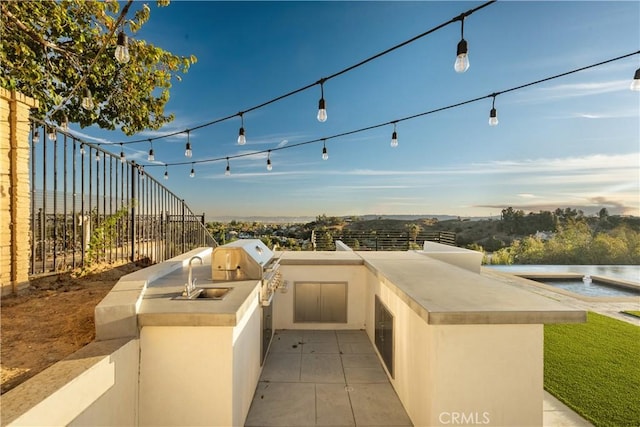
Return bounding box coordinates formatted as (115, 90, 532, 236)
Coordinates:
(0, 3, 75, 60)
(51, 0, 134, 117)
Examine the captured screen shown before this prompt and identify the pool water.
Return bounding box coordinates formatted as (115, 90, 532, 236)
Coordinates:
(528, 278, 640, 298)
(487, 265, 639, 283)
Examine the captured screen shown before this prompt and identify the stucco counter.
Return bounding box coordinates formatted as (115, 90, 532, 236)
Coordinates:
(359, 251, 586, 324)
(136, 249, 264, 427)
(138, 256, 261, 327)
(278, 250, 586, 325)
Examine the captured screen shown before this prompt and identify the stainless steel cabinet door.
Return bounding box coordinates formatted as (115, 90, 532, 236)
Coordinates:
(375, 295, 394, 377)
(320, 282, 347, 323)
(294, 282, 347, 323)
(294, 282, 321, 322)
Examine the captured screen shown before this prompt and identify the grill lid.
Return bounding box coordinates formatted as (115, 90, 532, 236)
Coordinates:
(211, 239, 274, 281)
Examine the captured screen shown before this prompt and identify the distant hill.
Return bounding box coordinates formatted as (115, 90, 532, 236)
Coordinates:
(208, 215, 316, 223)
(208, 213, 496, 223)
(354, 214, 495, 221)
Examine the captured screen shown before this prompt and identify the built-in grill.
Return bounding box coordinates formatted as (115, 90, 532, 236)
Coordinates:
(211, 239, 282, 306)
(211, 239, 281, 365)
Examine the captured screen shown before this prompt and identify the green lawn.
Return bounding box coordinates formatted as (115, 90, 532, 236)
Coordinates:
(544, 312, 640, 427)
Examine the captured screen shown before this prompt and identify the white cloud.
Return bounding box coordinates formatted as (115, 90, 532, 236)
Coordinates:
(541, 80, 628, 95)
(512, 79, 632, 105)
(345, 153, 638, 178)
(558, 108, 639, 120)
(325, 185, 413, 190)
(67, 129, 116, 145)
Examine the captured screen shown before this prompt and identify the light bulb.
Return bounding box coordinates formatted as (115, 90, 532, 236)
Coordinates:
(80, 144, 85, 155)
(317, 98, 327, 122)
(185, 142, 192, 158)
(32, 128, 40, 144)
(267, 155, 272, 171)
(47, 127, 56, 141)
(237, 127, 246, 145)
(82, 89, 94, 110)
(164, 170, 169, 180)
(140, 167, 145, 179)
(95, 152, 101, 162)
(115, 32, 130, 64)
(489, 108, 499, 126)
(631, 68, 640, 91)
(454, 39, 469, 73)
(190, 167, 195, 178)
(225, 165, 231, 176)
(322, 145, 328, 161)
(120, 150, 126, 164)
(391, 130, 398, 148)
(148, 148, 154, 162)
(60, 115, 69, 131)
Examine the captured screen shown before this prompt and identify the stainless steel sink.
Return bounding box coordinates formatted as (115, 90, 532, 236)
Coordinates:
(173, 287, 233, 300)
(198, 287, 232, 299)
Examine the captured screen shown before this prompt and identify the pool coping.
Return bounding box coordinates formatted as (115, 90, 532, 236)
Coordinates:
(513, 272, 640, 303)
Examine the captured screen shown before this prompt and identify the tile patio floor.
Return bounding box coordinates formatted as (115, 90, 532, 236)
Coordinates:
(245, 329, 412, 427)
(245, 329, 593, 427)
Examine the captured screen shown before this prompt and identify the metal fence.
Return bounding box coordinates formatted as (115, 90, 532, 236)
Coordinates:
(313, 230, 457, 251)
(29, 118, 217, 276)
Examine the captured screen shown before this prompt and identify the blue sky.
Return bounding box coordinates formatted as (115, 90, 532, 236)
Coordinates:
(75, 1, 640, 220)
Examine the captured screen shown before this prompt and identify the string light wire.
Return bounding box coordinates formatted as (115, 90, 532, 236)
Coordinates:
(139, 50, 639, 170)
(116, 1, 497, 146)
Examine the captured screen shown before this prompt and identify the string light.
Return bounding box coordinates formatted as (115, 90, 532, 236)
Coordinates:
(32, 127, 40, 144)
(190, 163, 195, 178)
(164, 165, 169, 180)
(80, 144, 85, 155)
(390, 122, 398, 148)
(81, 88, 95, 110)
(95, 150, 101, 162)
(184, 130, 192, 157)
(237, 113, 246, 145)
(322, 139, 328, 160)
(147, 140, 155, 162)
(120, 143, 126, 164)
(113, 2, 496, 148)
(317, 80, 327, 122)
(489, 94, 499, 126)
(225, 157, 231, 176)
(115, 31, 130, 64)
(631, 68, 640, 91)
(47, 126, 56, 141)
(454, 16, 470, 73)
(140, 165, 145, 179)
(267, 150, 272, 171)
(88, 50, 640, 171)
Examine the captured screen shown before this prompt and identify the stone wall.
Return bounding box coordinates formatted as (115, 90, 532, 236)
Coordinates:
(0, 88, 38, 295)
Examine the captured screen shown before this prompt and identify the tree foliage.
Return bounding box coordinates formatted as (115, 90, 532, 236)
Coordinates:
(489, 219, 640, 265)
(0, 0, 196, 135)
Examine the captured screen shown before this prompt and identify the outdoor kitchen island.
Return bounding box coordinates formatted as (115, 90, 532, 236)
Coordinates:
(89, 242, 585, 427)
(134, 242, 275, 427)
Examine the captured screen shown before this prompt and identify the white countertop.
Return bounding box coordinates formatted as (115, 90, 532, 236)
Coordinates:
(109, 246, 585, 332)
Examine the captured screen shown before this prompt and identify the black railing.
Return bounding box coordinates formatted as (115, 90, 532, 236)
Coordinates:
(313, 230, 457, 251)
(29, 118, 217, 276)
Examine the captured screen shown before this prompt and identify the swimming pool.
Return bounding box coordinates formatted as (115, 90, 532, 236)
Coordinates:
(525, 277, 640, 298)
(487, 265, 640, 300)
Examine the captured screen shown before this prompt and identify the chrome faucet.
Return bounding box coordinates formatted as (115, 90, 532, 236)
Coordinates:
(185, 256, 203, 298)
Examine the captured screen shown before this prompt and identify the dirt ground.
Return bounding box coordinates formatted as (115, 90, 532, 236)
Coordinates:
(0, 261, 146, 395)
